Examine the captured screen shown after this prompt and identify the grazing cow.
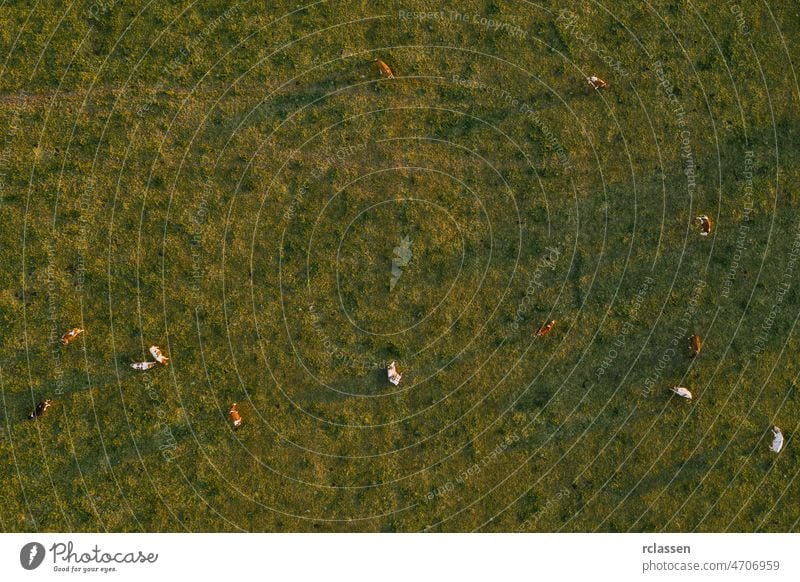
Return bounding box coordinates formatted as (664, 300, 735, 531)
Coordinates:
(689, 335, 701, 357)
(587, 75, 607, 89)
(28, 399, 52, 420)
(375, 59, 395, 79)
(696, 215, 712, 236)
(131, 361, 157, 371)
(769, 426, 784, 453)
(388, 361, 402, 386)
(229, 403, 242, 429)
(536, 320, 556, 337)
(670, 386, 692, 400)
(149, 345, 169, 366)
(61, 328, 83, 345)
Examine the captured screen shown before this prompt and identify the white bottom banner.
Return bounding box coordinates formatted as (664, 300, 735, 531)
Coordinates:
(1, 534, 797, 581)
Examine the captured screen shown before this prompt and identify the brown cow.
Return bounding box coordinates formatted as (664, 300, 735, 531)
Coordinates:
(229, 403, 242, 429)
(375, 59, 395, 79)
(536, 320, 556, 337)
(689, 335, 701, 357)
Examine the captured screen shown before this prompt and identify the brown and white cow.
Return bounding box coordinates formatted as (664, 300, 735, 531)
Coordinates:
(388, 361, 402, 386)
(229, 403, 242, 429)
(61, 328, 83, 345)
(696, 215, 712, 236)
(536, 320, 556, 337)
(149, 346, 169, 366)
(587, 75, 607, 89)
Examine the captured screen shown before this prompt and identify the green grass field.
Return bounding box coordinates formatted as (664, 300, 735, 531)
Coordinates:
(1, 0, 799, 532)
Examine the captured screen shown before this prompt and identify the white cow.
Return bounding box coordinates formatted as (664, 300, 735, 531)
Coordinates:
(131, 361, 158, 371)
(670, 386, 692, 400)
(149, 345, 169, 366)
(769, 426, 784, 453)
(388, 361, 402, 386)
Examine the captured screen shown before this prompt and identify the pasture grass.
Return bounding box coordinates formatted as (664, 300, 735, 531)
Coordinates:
(0, 0, 798, 532)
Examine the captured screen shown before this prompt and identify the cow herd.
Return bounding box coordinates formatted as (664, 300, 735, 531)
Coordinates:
(21, 62, 784, 456)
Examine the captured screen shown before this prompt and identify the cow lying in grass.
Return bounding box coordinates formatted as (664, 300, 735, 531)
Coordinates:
(536, 320, 556, 337)
(770, 426, 784, 453)
(131, 361, 158, 371)
(130, 345, 168, 370)
(149, 346, 169, 366)
(28, 399, 52, 420)
(61, 328, 83, 345)
(375, 59, 394, 79)
(229, 403, 242, 429)
(696, 215, 712, 236)
(670, 386, 692, 401)
(388, 361, 402, 386)
(689, 335, 701, 357)
(587, 75, 607, 89)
